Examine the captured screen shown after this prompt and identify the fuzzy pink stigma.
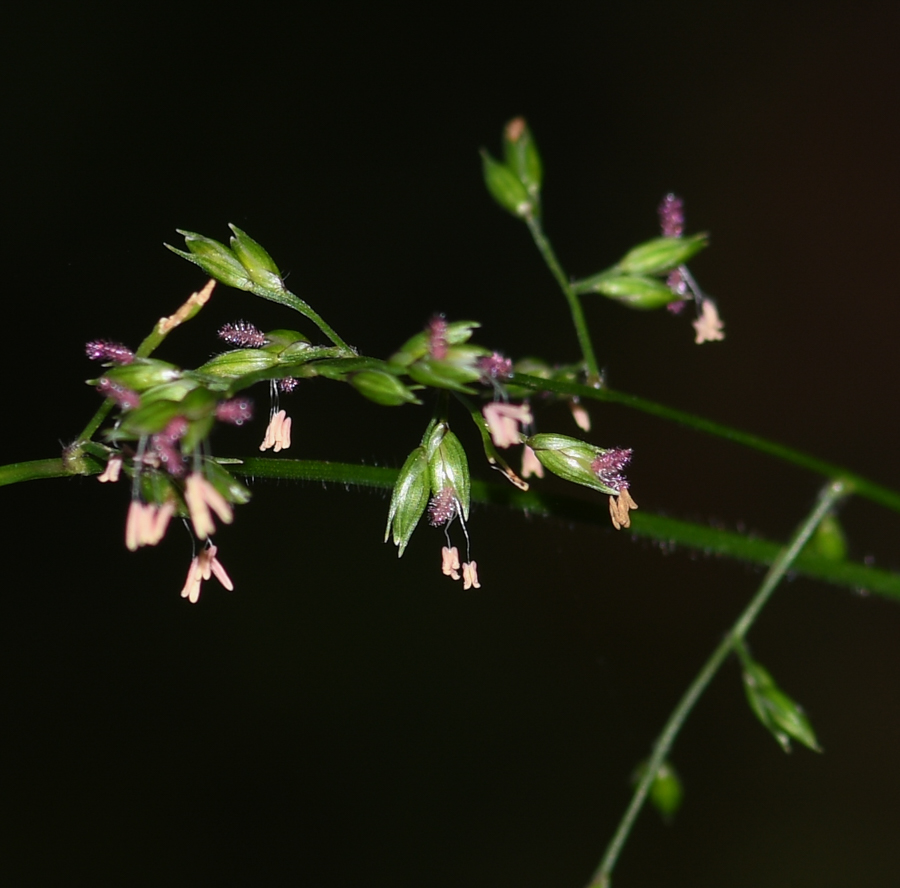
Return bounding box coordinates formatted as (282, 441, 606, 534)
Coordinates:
(150, 417, 189, 476)
(658, 194, 684, 238)
(427, 314, 448, 360)
(591, 448, 633, 492)
(216, 398, 254, 425)
(428, 488, 458, 526)
(96, 377, 140, 409)
(279, 377, 298, 393)
(478, 352, 513, 381)
(86, 340, 134, 364)
(218, 321, 268, 348)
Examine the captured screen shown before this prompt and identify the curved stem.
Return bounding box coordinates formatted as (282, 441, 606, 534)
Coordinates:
(249, 283, 352, 351)
(524, 216, 601, 384)
(510, 372, 900, 514)
(586, 478, 848, 888)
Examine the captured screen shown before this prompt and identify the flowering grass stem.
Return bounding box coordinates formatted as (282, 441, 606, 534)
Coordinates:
(586, 478, 848, 888)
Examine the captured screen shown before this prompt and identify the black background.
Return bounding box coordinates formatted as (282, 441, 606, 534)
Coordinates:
(4, 4, 900, 886)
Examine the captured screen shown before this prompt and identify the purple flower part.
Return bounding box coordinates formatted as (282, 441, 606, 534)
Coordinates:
(86, 340, 134, 364)
(667, 268, 688, 296)
(149, 417, 189, 476)
(428, 488, 458, 526)
(478, 352, 513, 381)
(667, 299, 688, 315)
(96, 377, 140, 410)
(428, 314, 448, 360)
(216, 398, 254, 425)
(161, 417, 189, 442)
(658, 194, 684, 238)
(152, 436, 186, 476)
(591, 448, 633, 492)
(279, 377, 298, 394)
(218, 321, 268, 348)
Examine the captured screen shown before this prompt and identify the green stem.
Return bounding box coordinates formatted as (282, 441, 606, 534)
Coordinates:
(524, 215, 601, 384)
(586, 478, 847, 888)
(510, 372, 900, 514)
(249, 283, 352, 352)
(4, 457, 896, 597)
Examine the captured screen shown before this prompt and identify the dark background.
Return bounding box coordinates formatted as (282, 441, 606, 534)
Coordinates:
(3, 4, 900, 886)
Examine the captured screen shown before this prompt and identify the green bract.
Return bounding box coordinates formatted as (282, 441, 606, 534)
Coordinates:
(480, 150, 533, 218)
(741, 657, 821, 753)
(428, 426, 470, 521)
(633, 760, 684, 819)
(616, 233, 707, 275)
(350, 369, 421, 406)
(195, 349, 279, 379)
(586, 274, 677, 310)
(228, 224, 284, 291)
(406, 344, 489, 394)
(99, 359, 181, 391)
(167, 231, 253, 290)
(384, 444, 432, 556)
(525, 433, 618, 495)
(503, 117, 543, 205)
(388, 320, 480, 369)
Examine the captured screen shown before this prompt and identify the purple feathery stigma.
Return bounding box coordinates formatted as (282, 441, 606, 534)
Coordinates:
(658, 194, 684, 238)
(591, 448, 633, 492)
(218, 321, 268, 348)
(85, 340, 134, 364)
(478, 352, 513, 381)
(428, 488, 458, 526)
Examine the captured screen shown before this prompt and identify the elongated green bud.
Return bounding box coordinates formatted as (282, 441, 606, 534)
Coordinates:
(167, 231, 252, 289)
(428, 426, 470, 521)
(503, 117, 543, 202)
(385, 440, 434, 556)
(228, 225, 285, 291)
(589, 274, 678, 309)
(97, 359, 181, 392)
(633, 760, 683, 819)
(350, 369, 421, 406)
(481, 150, 533, 218)
(740, 655, 821, 753)
(616, 233, 707, 275)
(525, 434, 630, 496)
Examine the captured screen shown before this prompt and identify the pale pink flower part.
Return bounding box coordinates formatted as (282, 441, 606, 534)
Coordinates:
(179, 544, 234, 604)
(259, 409, 292, 452)
(483, 402, 533, 449)
(609, 487, 639, 530)
(185, 472, 233, 539)
(462, 561, 481, 590)
(521, 445, 544, 480)
(126, 499, 177, 550)
(570, 401, 591, 432)
(125, 500, 146, 551)
(693, 299, 725, 344)
(145, 500, 176, 546)
(98, 454, 123, 483)
(441, 545, 461, 580)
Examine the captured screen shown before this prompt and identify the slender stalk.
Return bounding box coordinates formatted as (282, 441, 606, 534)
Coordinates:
(248, 284, 352, 351)
(510, 372, 900, 514)
(3, 456, 896, 597)
(587, 478, 848, 888)
(524, 215, 601, 384)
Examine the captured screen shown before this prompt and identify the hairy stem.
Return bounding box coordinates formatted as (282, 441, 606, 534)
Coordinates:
(586, 478, 848, 888)
(510, 373, 900, 514)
